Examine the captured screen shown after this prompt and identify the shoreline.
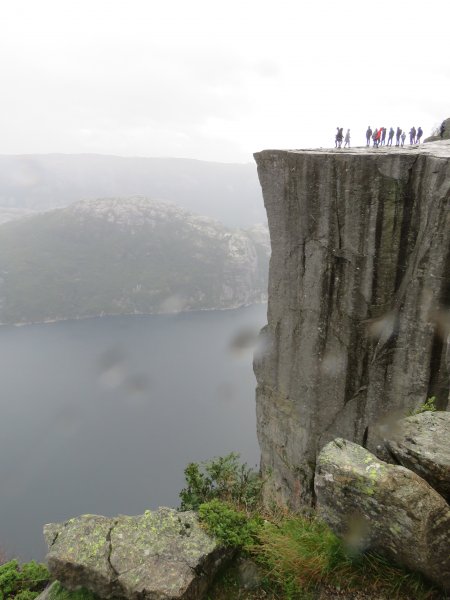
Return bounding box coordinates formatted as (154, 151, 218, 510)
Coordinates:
(0, 299, 268, 328)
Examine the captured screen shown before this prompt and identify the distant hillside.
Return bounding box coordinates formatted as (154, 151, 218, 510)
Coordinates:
(0, 197, 269, 324)
(0, 154, 265, 228)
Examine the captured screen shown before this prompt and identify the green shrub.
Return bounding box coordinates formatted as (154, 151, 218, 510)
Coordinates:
(198, 499, 262, 549)
(412, 396, 437, 415)
(179, 453, 262, 512)
(47, 582, 97, 600)
(0, 560, 49, 600)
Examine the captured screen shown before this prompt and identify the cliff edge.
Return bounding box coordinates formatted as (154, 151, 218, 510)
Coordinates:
(254, 142, 450, 508)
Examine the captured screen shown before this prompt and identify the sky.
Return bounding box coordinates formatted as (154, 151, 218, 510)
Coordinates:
(1, 0, 449, 163)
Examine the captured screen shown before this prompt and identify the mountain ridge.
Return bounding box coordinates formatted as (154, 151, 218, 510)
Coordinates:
(0, 196, 269, 325)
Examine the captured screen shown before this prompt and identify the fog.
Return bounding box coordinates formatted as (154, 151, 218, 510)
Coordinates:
(1, 0, 449, 162)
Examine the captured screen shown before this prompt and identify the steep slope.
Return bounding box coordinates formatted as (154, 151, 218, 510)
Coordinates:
(0, 154, 264, 227)
(0, 197, 269, 324)
(254, 142, 450, 507)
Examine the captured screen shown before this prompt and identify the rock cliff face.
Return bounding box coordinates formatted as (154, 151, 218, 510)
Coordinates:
(253, 142, 450, 508)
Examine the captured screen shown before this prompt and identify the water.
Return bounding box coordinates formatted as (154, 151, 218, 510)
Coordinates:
(0, 304, 267, 561)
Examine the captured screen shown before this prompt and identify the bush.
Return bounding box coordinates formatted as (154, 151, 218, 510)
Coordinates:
(179, 453, 262, 512)
(412, 396, 437, 415)
(0, 560, 49, 600)
(198, 499, 262, 549)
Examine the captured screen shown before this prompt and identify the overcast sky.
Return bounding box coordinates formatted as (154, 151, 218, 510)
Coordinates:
(1, 0, 449, 163)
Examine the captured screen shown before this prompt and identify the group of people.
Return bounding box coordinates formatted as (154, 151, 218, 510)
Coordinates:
(334, 127, 351, 148)
(365, 126, 423, 147)
(334, 125, 426, 149)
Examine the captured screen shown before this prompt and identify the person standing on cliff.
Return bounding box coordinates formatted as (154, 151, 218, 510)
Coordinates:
(409, 126, 416, 144)
(395, 127, 402, 146)
(335, 127, 343, 148)
(366, 126, 372, 146)
(375, 127, 383, 147)
(380, 127, 387, 146)
(372, 128, 378, 147)
(440, 121, 446, 138)
(401, 131, 406, 146)
(344, 129, 351, 148)
(387, 127, 395, 146)
(416, 127, 423, 143)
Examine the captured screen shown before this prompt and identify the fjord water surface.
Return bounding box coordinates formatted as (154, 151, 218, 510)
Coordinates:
(0, 304, 266, 560)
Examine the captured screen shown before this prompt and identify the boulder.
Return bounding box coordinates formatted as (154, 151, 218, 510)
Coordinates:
(424, 117, 450, 142)
(44, 508, 229, 600)
(383, 411, 450, 502)
(315, 438, 450, 592)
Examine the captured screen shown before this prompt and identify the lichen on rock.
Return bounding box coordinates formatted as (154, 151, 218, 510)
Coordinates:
(314, 438, 450, 592)
(44, 508, 229, 600)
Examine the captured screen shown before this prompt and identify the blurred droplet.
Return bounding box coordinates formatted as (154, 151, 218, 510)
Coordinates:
(320, 351, 343, 376)
(343, 514, 370, 553)
(366, 311, 396, 341)
(97, 347, 127, 389)
(216, 382, 236, 403)
(124, 372, 151, 395)
(372, 409, 405, 441)
(431, 307, 450, 341)
(229, 326, 259, 355)
(160, 294, 186, 314)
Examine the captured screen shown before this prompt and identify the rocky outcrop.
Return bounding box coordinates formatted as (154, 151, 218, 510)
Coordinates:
(382, 411, 450, 502)
(315, 438, 450, 592)
(44, 508, 229, 600)
(424, 117, 450, 142)
(253, 142, 450, 507)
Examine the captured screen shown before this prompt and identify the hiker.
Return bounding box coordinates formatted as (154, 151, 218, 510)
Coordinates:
(344, 129, 351, 148)
(416, 126, 423, 143)
(366, 126, 372, 146)
(380, 127, 387, 146)
(409, 126, 416, 145)
(395, 127, 402, 146)
(401, 131, 406, 147)
(376, 127, 383, 147)
(335, 127, 344, 148)
(387, 127, 395, 146)
(440, 121, 446, 138)
(372, 128, 378, 147)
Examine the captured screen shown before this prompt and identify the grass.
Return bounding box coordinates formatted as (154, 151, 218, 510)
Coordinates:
(251, 515, 443, 600)
(184, 454, 445, 599)
(47, 582, 97, 600)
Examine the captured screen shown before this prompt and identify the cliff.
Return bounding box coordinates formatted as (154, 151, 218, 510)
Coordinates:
(254, 142, 450, 508)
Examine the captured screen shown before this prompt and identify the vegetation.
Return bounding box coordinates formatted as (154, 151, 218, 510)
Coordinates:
(253, 515, 439, 600)
(179, 452, 263, 512)
(411, 396, 437, 415)
(47, 582, 96, 600)
(180, 454, 444, 600)
(198, 500, 262, 548)
(0, 560, 49, 600)
(0, 199, 269, 324)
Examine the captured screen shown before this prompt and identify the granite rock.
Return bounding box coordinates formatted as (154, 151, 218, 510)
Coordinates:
(44, 508, 229, 600)
(253, 143, 450, 507)
(315, 438, 450, 592)
(383, 410, 450, 502)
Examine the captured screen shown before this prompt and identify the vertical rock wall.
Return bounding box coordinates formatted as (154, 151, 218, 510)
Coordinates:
(253, 143, 450, 507)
